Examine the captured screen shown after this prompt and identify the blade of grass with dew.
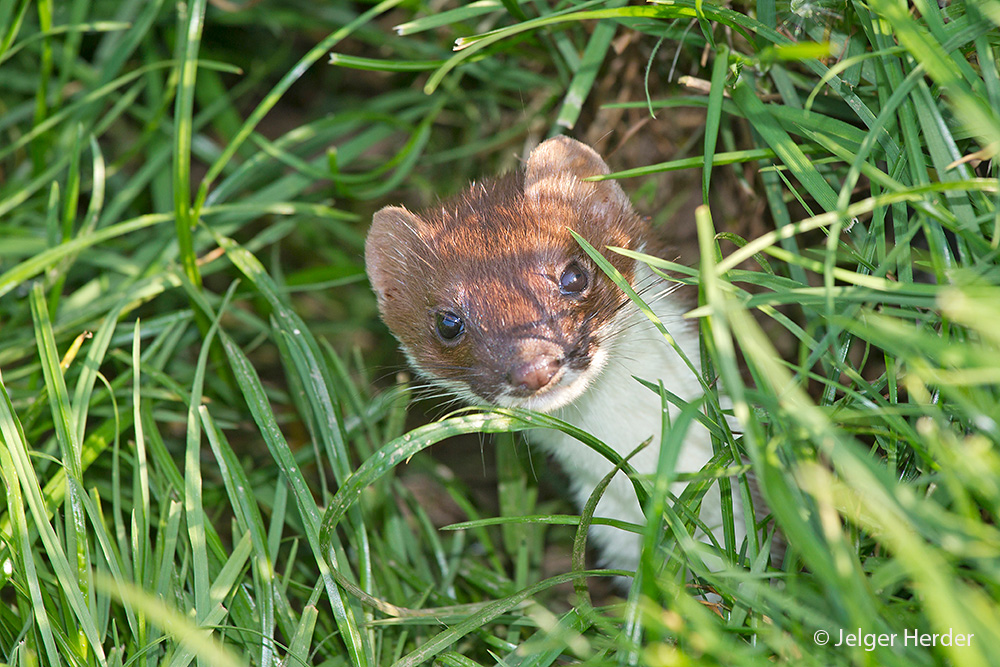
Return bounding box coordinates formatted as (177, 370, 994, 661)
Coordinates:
(0, 415, 122, 541)
(200, 406, 278, 667)
(0, 393, 59, 665)
(211, 231, 355, 479)
(0, 368, 109, 664)
(29, 283, 96, 656)
(320, 413, 532, 544)
(219, 331, 373, 666)
(436, 652, 489, 667)
(268, 486, 294, 635)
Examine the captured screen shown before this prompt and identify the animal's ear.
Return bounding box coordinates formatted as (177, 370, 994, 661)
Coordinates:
(365, 205, 427, 306)
(525, 135, 610, 184)
(523, 136, 630, 213)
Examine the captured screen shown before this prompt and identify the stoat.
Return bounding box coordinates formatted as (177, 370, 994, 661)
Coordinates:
(365, 136, 746, 578)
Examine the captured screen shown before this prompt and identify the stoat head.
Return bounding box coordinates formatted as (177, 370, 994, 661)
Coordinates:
(365, 136, 647, 412)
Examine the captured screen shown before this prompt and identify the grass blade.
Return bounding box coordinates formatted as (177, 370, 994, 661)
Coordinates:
(555, 1, 625, 130)
(172, 0, 207, 289)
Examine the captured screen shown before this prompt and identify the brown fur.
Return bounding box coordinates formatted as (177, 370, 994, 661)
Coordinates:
(367, 137, 783, 574)
(366, 137, 648, 404)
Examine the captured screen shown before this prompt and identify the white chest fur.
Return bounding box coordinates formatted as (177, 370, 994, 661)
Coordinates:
(365, 136, 751, 580)
(528, 263, 746, 575)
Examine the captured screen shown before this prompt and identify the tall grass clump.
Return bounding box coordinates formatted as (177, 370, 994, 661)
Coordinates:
(0, 0, 998, 666)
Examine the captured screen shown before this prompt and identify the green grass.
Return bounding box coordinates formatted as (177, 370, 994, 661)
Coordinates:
(1, 0, 999, 665)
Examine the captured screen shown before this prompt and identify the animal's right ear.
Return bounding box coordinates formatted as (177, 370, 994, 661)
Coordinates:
(365, 205, 426, 304)
(523, 135, 631, 218)
(524, 135, 612, 187)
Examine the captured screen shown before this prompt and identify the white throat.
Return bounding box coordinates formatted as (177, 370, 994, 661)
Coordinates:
(528, 262, 745, 574)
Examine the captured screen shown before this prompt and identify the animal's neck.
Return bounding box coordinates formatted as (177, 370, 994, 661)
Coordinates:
(524, 262, 737, 573)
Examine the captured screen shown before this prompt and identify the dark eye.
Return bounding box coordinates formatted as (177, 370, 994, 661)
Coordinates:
(558, 262, 588, 295)
(435, 310, 465, 342)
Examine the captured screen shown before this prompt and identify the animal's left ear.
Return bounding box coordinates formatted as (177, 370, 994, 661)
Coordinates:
(523, 135, 631, 214)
